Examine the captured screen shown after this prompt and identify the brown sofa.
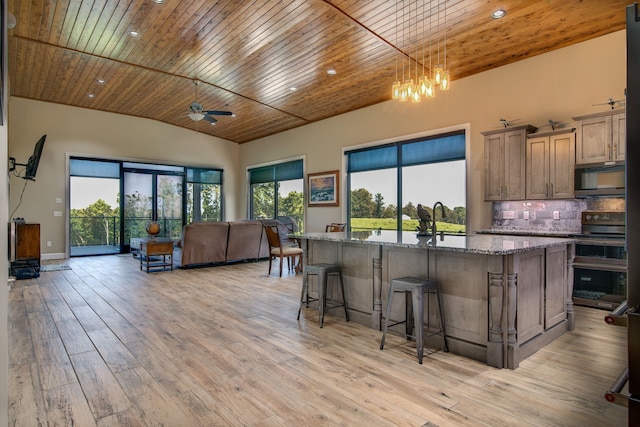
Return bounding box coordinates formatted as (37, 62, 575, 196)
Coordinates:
(180, 220, 271, 268)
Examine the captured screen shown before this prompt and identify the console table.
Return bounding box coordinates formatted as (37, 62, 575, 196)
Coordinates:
(139, 239, 174, 272)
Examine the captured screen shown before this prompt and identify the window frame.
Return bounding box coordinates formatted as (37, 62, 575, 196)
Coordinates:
(345, 128, 468, 232)
(248, 159, 304, 221)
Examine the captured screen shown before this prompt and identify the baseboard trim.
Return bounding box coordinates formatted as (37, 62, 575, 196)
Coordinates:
(41, 253, 66, 260)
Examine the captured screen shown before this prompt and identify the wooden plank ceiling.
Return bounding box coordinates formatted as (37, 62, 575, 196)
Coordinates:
(7, 0, 628, 144)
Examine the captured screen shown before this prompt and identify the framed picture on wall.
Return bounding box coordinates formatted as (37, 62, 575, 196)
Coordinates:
(307, 170, 339, 207)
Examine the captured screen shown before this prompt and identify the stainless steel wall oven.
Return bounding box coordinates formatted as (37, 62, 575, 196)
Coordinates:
(572, 211, 626, 309)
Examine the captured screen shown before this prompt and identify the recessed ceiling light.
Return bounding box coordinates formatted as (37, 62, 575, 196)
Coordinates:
(97, 79, 105, 84)
(129, 30, 139, 36)
(88, 93, 95, 98)
(327, 68, 337, 75)
(289, 87, 297, 91)
(153, 0, 164, 3)
(491, 9, 506, 19)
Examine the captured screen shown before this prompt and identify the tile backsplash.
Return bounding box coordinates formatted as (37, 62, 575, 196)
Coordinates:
(492, 198, 625, 233)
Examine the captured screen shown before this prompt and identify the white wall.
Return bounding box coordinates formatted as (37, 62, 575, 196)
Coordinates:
(239, 30, 627, 233)
(7, 99, 240, 257)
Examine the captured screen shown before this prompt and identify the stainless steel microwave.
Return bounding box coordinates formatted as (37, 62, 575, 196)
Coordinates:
(574, 161, 625, 197)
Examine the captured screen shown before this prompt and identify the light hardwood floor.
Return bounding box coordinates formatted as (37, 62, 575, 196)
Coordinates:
(9, 255, 628, 426)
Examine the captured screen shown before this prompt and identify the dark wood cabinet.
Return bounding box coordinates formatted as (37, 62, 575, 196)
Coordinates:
(9, 222, 40, 278)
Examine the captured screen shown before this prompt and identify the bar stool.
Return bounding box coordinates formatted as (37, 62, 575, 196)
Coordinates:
(297, 263, 348, 328)
(379, 276, 448, 364)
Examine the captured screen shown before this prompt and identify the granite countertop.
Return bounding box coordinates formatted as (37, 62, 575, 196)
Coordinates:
(296, 230, 575, 255)
(475, 228, 579, 237)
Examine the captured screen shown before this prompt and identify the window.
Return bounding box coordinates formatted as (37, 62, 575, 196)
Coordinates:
(249, 159, 304, 231)
(346, 131, 466, 233)
(187, 168, 223, 223)
(70, 159, 121, 256)
(69, 157, 223, 256)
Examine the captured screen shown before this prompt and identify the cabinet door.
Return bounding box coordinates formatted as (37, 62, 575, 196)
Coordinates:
(549, 133, 575, 199)
(526, 136, 549, 199)
(15, 223, 40, 260)
(612, 112, 625, 161)
(575, 114, 611, 164)
(484, 133, 505, 201)
(503, 130, 527, 200)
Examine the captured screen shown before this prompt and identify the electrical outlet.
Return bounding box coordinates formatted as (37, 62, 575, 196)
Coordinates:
(54, 211, 62, 217)
(47, 241, 52, 247)
(553, 211, 560, 220)
(523, 211, 529, 220)
(56, 198, 62, 204)
(502, 210, 515, 220)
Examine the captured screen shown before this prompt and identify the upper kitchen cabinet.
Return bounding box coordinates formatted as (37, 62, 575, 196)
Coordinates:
(573, 109, 625, 164)
(483, 124, 537, 201)
(526, 129, 576, 199)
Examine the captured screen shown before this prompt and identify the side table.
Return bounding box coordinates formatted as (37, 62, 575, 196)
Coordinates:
(140, 239, 174, 272)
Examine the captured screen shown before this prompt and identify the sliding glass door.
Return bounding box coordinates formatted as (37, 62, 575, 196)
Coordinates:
(123, 163, 184, 250)
(70, 158, 220, 256)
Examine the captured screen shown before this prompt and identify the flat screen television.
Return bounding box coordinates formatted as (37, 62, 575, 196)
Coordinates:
(23, 134, 46, 181)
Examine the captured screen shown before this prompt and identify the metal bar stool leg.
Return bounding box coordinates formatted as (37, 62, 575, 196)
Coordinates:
(412, 289, 425, 364)
(436, 285, 448, 352)
(338, 271, 349, 322)
(297, 271, 309, 320)
(380, 281, 396, 350)
(405, 290, 414, 339)
(319, 271, 327, 328)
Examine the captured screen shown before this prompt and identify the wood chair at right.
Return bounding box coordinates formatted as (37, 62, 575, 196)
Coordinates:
(325, 223, 346, 232)
(264, 224, 303, 277)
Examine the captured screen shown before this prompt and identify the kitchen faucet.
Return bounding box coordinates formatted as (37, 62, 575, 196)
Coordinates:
(432, 201, 447, 242)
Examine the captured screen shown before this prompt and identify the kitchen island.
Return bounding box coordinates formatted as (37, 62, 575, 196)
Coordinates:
(298, 231, 575, 369)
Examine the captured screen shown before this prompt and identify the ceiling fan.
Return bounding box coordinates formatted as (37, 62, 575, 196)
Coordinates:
(593, 97, 625, 110)
(186, 80, 233, 124)
(490, 117, 522, 128)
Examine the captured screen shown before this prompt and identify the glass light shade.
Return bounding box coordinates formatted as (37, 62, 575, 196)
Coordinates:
(405, 79, 415, 97)
(392, 81, 402, 99)
(188, 112, 205, 122)
(400, 80, 414, 102)
(440, 70, 451, 91)
(434, 65, 444, 85)
(425, 78, 436, 98)
(399, 83, 409, 102)
(418, 76, 428, 95)
(411, 89, 421, 103)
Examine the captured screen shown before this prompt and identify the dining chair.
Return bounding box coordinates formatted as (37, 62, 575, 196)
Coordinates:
(264, 224, 303, 277)
(325, 223, 346, 232)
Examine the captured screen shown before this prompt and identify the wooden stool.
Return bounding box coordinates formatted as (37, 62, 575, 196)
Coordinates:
(379, 276, 448, 364)
(297, 263, 348, 328)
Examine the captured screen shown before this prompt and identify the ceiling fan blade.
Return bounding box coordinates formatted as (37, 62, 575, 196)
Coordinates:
(202, 110, 233, 116)
(203, 115, 218, 124)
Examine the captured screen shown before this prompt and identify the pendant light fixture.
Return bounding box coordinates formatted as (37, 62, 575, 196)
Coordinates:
(391, 0, 401, 99)
(390, 0, 451, 102)
(439, 0, 451, 90)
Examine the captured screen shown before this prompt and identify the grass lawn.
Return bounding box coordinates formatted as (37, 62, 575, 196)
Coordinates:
(351, 218, 466, 234)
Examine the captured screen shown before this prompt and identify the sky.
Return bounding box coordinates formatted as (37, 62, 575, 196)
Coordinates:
(70, 177, 119, 209)
(350, 160, 466, 209)
(71, 159, 466, 211)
